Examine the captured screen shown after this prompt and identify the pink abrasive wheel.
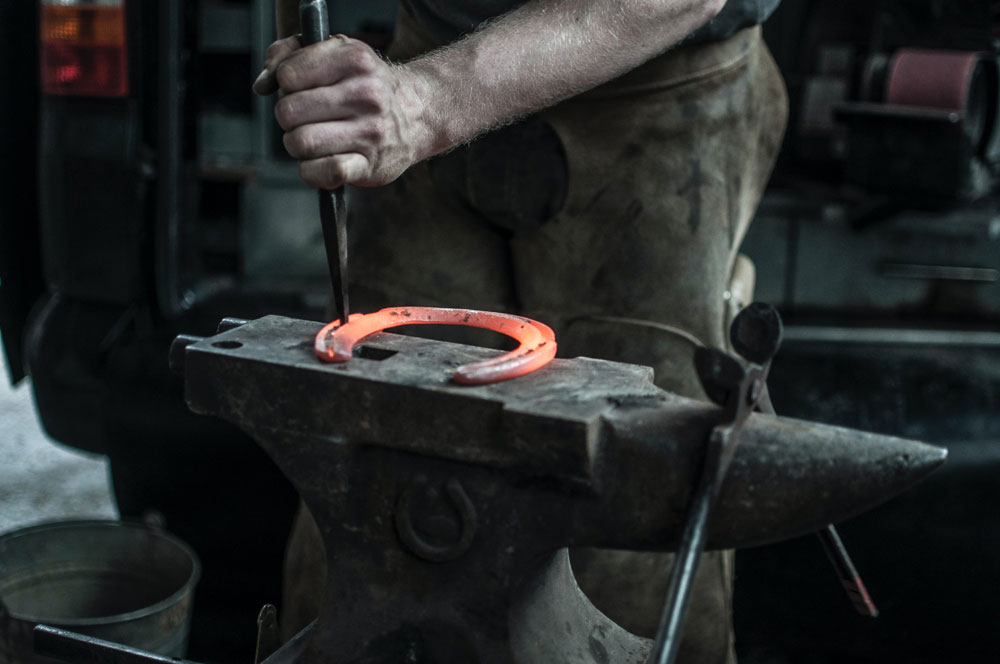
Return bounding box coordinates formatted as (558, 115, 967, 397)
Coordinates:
(314, 307, 557, 385)
(886, 49, 983, 112)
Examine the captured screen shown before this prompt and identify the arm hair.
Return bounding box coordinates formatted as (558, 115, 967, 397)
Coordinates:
(400, 0, 726, 158)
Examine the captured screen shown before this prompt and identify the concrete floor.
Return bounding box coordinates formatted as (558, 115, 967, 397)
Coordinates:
(0, 338, 117, 536)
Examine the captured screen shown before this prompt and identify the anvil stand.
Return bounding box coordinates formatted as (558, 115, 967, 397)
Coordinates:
(33, 313, 945, 664)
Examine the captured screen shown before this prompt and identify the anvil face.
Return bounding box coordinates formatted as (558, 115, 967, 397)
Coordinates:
(175, 316, 945, 664)
(184, 314, 663, 483)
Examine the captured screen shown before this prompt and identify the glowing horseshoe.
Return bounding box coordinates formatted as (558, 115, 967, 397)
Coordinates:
(314, 307, 557, 385)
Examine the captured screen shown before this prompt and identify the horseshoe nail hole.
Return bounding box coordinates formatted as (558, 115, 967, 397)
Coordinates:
(213, 341, 243, 350)
(354, 345, 398, 361)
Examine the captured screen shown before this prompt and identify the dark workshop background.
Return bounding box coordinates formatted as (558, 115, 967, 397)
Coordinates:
(1, 1, 998, 663)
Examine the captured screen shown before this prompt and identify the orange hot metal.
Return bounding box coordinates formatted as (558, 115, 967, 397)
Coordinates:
(314, 307, 557, 385)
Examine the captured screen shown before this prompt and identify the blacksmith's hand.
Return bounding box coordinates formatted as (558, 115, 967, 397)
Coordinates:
(253, 35, 430, 189)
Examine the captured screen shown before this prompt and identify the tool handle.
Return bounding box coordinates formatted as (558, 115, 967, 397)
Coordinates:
(646, 464, 717, 664)
(818, 524, 880, 617)
(299, 0, 329, 47)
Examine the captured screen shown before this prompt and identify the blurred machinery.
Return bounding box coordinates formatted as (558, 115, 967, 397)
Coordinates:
(735, 3, 1000, 663)
(742, 0, 1000, 323)
(777, 1, 1000, 200)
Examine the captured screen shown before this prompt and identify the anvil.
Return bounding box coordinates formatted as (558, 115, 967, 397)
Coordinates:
(169, 315, 945, 664)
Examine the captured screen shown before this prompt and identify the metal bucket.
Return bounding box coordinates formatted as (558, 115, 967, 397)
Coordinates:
(0, 520, 200, 664)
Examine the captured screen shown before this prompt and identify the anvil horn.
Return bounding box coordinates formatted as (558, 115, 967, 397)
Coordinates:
(586, 400, 947, 552)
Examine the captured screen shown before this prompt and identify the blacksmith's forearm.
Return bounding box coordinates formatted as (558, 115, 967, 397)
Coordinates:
(401, 0, 725, 158)
(261, 0, 725, 188)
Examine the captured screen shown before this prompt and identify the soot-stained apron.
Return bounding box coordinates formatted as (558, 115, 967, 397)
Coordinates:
(283, 8, 787, 663)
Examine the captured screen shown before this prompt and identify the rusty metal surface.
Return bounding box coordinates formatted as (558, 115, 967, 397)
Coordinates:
(173, 315, 946, 664)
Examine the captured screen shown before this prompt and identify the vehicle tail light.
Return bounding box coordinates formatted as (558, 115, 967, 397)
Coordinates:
(40, 0, 128, 97)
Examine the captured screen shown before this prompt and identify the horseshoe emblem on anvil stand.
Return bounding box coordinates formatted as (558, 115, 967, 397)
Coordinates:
(395, 475, 478, 563)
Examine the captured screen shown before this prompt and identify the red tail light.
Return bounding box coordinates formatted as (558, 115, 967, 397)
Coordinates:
(40, 0, 128, 97)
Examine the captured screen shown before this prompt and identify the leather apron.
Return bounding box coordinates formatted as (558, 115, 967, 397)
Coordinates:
(282, 9, 788, 664)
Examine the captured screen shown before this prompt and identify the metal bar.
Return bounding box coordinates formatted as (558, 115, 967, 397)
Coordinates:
(319, 189, 350, 322)
(649, 345, 761, 664)
(647, 430, 727, 664)
(156, 0, 185, 317)
(251, 0, 276, 160)
(818, 524, 879, 618)
(299, 0, 329, 41)
(781, 326, 1000, 347)
(878, 262, 999, 282)
(300, 0, 350, 323)
(33, 626, 197, 664)
(334, 190, 349, 320)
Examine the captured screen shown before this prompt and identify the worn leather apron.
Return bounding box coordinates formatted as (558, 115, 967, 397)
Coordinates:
(282, 8, 788, 663)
